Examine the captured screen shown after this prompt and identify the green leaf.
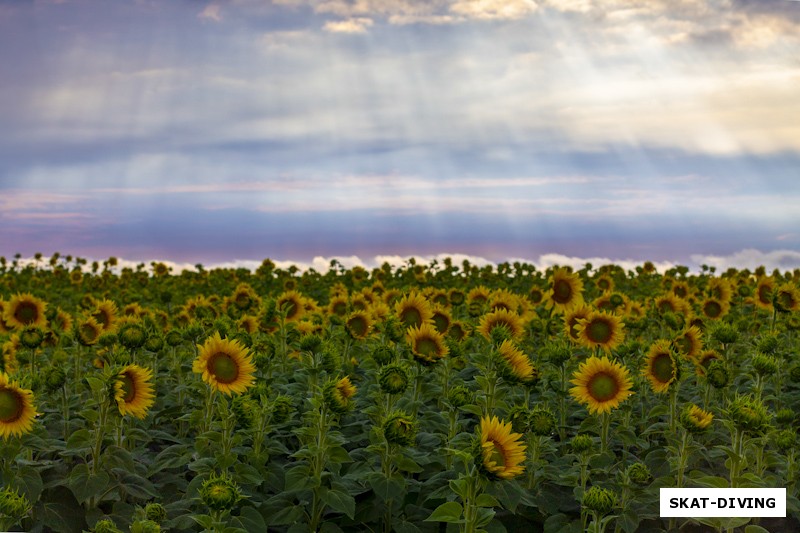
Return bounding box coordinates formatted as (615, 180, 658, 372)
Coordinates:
(65, 428, 92, 451)
(112, 469, 159, 500)
(16, 464, 43, 502)
(284, 464, 314, 492)
(321, 488, 356, 519)
(231, 506, 267, 531)
(368, 472, 405, 501)
(395, 455, 423, 473)
(691, 475, 730, 488)
(449, 478, 469, 499)
(84, 376, 105, 395)
(267, 505, 305, 526)
(475, 493, 500, 508)
(327, 445, 353, 464)
(425, 501, 464, 523)
(68, 464, 110, 504)
(744, 527, 771, 533)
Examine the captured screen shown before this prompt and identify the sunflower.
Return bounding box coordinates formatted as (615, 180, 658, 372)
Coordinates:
(477, 308, 526, 343)
(570, 356, 634, 414)
(1, 337, 19, 375)
(193, 332, 256, 395)
(528, 286, 546, 306)
(774, 283, 800, 313)
(431, 306, 452, 335)
(327, 295, 349, 318)
(546, 268, 584, 314)
(670, 280, 691, 300)
(324, 376, 358, 413)
(624, 301, 645, 321)
(231, 283, 260, 312)
(50, 308, 73, 333)
(642, 340, 679, 393)
(707, 278, 733, 303)
(406, 323, 448, 365)
(91, 299, 118, 332)
(395, 292, 433, 329)
(0, 372, 37, 439)
(448, 288, 465, 306)
(69, 269, 83, 285)
(448, 320, 469, 342)
(345, 311, 373, 340)
(694, 349, 722, 376)
(75, 316, 103, 346)
(653, 294, 690, 316)
(123, 302, 147, 318)
(478, 415, 527, 480)
(576, 310, 625, 352)
(594, 273, 614, 293)
(680, 404, 713, 433)
(466, 286, 491, 315)
(699, 297, 730, 320)
(754, 277, 775, 310)
(238, 315, 259, 334)
(4, 293, 47, 330)
(276, 290, 306, 322)
(564, 305, 592, 343)
(489, 289, 518, 312)
(114, 365, 155, 419)
(673, 325, 703, 360)
(496, 340, 536, 382)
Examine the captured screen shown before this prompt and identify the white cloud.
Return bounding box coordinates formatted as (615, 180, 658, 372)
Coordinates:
(323, 17, 374, 33)
(450, 0, 538, 20)
(690, 249, 800, 273)
(198, 3, 223, 22)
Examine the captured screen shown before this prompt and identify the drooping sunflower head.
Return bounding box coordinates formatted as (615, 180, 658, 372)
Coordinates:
(91, 299, 118, 332)
(594, 273, 615, 294)
(323, 376, 357, 414)
(654, 294, 690, 316)
(193, 332, 256, 395)
(406, 323, 448, 365)
(751, 276, 774, 310)
(570, 356, 634, 414)
(477, 308, 526, 344)
(114, 365, 155, 419)
(382, 410, 417, 447)
(488, 289, 518, 313)
(547, 267, 584, 313)
(576, 310, 625, 352)
(563, 305, 591, 343)
(466, 286, 491, 316)
(642, 340, 679, 394)
(0, 372, 37, 439)
(231, 283, 260, 312)
(673, 325, 703, 360)
(394, 292, 433, 330)
(477, 415, 527, 481)
(707, 277, 733, 303)
(694, 349, 722, 376)
(680, 404, 713, 433)
(430, 306, 452, 335)
(728, 394, 771, 435)
(75, 316, 103, 346)
(496, 340, 537, 383)
(670, 280, 691, 300)
(774, 283, 800, 313)
(4, 293, 48, 330)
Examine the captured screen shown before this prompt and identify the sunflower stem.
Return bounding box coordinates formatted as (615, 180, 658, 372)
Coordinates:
(558, 363, 567, 441)
(600, 412, 611, 455)
(91, 395, 109, 478)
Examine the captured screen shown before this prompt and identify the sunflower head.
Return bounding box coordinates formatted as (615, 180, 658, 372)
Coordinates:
(528, 405, 556, 436)
(378, 363, 410, 395)
(751, 353, 779, 377)
(345, 311, 373, 340)
(582, 486, 616, 516)
(406, 323, 448, 365)
(754, 277, 775, 310)
(571, 434, 595, 455)
(114, 365, 155, 419)
(705, 360, 729, 389)
(92, 299, 118, 332)
(728, 394, 771, 436)
(394, 293, 433, 330)
(642, 340, 680, 394)
(118, 322, 147, 350)
(546, 267, 584, 313)
(680, 404, 713, 433)
(0, 485, 32, 522)
(774, 283, 800, 313)
(673, 326, 703, 360)
(495, 340, 537, 383)
(477, 309, 525, 344)
(477, 415, 527, 481)
(700, 297, 729, 320)
(382, 411, 417, 447)
(275, 290, 306, 322)
(626, 463, 652, 485)
(19, 326, 45, 349)
(4, 293, 48, 330)
(200, 472, 242, 513)
(570, 356, 634, 414)
(75, 316, 103, 346)
(576, 310, 625, 352)
(193, 332, 256, 395)
(323, 376, 357, 414)
(0, 372, 37, 439)
(447, 385, 472, 408)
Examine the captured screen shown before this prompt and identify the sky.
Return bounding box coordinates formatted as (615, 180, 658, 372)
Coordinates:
(1, 0, 800, 272)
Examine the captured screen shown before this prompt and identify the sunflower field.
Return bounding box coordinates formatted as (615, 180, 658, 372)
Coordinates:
(0, 254, 799, 533)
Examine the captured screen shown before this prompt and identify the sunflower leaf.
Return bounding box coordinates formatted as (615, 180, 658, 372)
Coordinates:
(425, 501, 464, 523)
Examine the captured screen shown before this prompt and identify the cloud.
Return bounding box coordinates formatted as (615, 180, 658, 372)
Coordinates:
(690, 249, 800, 272)
(198, 3, 223, 22)
(323, 17, 374, 32)
(449, 0, 538, 20)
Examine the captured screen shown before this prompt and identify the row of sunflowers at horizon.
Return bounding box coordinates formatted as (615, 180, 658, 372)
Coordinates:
(0, 254, 799, 532)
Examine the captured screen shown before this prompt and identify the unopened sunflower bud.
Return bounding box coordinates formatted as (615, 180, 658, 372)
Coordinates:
(528, 406, 556, 437)
(231, 394, 258, 430)
(92, 519, 122, 533)
(378, 363, 410, 395)
(144, 502, 167, 523)
(144, 335, 164, 352)
(705, 360, 729, 389)
(756, 334, 779, 355)
(371, 345, 394, 366)
(680, 404, 713, 433)
(271, 395, 293, 424)
(728, 394, 771, 436)
(19, 326, 44, 349)
(626, 463, 652, 485)
(200, 472, 242, 513)
(0, 486, 31, 522)
(772, 429, 797, 452)
(383, 411, 417, 447)
(447, 385, 472, 408)
(299, 333, 323, 353)
(130, 520, 161, 533)
(752, 353, 779, 377)
(118, 323, 147, 350)
(775, 408, 795, 426)
(507, 404, 530, 434)
(164, 330, 183, 347)
(582, 486, 616, 515)
(571, 434, 595, 455)
(710, 323, 739, 346)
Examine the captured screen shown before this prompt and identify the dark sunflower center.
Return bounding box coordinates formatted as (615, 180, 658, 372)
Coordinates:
(209, 353, 239, 383)
(93, 310, 110, 327)
(586, 319, 612, 343)
(401, 307, 422, 328)
(433, 313, 449, 333)
(674, 287, 687, 298)
(15, 302, 38, 324)
(332, 302, 347, 316)
(704, 301, 722, 318)
(675, 336, 691, 354)
(415, 337, 438, 358)
(778, 291, 795, 309)
(757, 286, 771, 304)
(0, 389, 23, 423)
(235, 293, 250, 309)
(658, 301, 675, 313)
(588, 372, 619, 402)
(552, 279, 573, 303)
(651, 353, 674, 383)
(281, 300, 298, 319)
(121, 373, 136, 403)
(348, 316, 368, 337)
(530, 290, 543, 304)
(81, 323, 99, 341)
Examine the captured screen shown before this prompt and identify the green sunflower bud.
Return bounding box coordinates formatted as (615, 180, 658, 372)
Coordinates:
(322, 377, 357, 414)
(371, 345, 395, 366)
(528, 406, 556, 437)
(382, 411, 417, 447)
(271, 395, 293, 424)
(582, 486, 616, 515)
(19, 326, 45, 349)
(710, 322, 739, 346)
(756, 334, 779, 355)
(680, 404, 714, 433)
(299, 333, 323, 353)
(130, 520, 161, 533)
(571, 434, 595, 455)
(507, 404, 530, 434)
(164, 329, 183, 347)
(543, 341, 572, 367)
(775, 408, 795, 427)
(144, 502, 168, 523)
(231, 394, 258, 430)
(705, 360, 729, 389)
(751, 353, 779, 377)
(489, 324, 513, 346)
(626, 463, 652, 485)
(378, 363, 410, 395)
(92, 518, 122, 533)
(200, 472, 242, 513)
(447, 385, 472, 408)
(98, 332, 118, 348)
(118, 323, 147, 350)
(144, 335, 164, 352)
(772, 429, 797, 452)
(42, 365, 67, 393)
(0, 486, 31, 522)
(728, 394, 771, 436)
